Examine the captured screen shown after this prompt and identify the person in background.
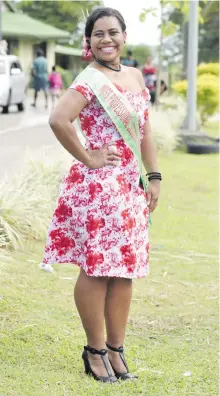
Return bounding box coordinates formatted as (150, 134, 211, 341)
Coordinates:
(142, 55, 156, 93)
(122, 50, 139, 68)
(142, 56, 167, 104)
(150, 80, 168, 104)
(48, 66, 63, 107)
(31, 49, 48, 108)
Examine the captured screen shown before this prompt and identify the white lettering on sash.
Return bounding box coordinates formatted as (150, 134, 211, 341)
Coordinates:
(100, 85, 134, 129)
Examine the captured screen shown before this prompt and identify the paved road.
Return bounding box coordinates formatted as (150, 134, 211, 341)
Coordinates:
(0, 97, 59, 178)
(0, 96, 51, 134)
(0, 96, 84, 179)
(0, 124, 61, 178)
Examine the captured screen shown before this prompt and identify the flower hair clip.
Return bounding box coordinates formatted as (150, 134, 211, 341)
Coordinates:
(82, 36, 93, 61)
(79, 8, 93, 61)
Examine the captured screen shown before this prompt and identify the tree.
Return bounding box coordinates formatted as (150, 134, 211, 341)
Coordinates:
(167, 0, 219, 71)
(17, 0, 102, 45)
(198, 1, 219, 63)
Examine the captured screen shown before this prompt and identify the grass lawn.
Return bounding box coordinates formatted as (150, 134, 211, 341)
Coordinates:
(0, 151, 218, 396)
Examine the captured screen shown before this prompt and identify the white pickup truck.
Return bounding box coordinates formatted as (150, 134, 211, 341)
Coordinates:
(0, 54, 28, 114)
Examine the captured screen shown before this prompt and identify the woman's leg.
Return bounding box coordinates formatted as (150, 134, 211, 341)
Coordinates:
(105, 278, 133, 373)
(74, 268, 113, 376)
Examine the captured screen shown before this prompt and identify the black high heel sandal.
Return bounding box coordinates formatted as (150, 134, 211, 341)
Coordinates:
(106, 343, 138, 381)
(82, 345, 118, 383)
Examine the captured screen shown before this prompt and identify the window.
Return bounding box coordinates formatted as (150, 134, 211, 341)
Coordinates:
(7, 39, 19, 56)
(10, 61, 22, 71)
(33, 42, 47, 58)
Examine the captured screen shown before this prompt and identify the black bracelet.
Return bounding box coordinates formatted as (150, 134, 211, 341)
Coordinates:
(146, 172, 162, 176)
(148, 176, 162, 182)
(146, 172, 162, 182)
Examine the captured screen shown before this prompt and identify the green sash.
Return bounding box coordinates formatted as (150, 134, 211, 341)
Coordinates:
(75, 66, 147, 192)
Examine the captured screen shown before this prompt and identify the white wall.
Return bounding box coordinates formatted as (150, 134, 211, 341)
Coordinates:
(19, 40, 33, 73)
(47, 41, 56, 72)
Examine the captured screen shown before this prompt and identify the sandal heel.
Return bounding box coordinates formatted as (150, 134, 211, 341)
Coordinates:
(106, 343, 138, 381)
(82, 345, 118, 383)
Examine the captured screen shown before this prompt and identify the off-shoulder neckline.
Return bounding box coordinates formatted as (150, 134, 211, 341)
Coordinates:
(113, 83, 147, 95)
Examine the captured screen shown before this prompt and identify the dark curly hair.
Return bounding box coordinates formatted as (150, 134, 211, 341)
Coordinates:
(85, 7, 126, 48)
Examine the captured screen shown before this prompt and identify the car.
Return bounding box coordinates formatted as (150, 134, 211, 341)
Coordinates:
(0, 54, 28, 114)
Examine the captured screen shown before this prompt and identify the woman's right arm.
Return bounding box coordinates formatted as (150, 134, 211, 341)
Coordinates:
(49, 89, 121, 169)
(49, 89, 92, 167)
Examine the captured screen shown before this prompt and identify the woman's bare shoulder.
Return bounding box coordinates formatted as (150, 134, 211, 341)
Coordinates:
(123, 66, 145, 89)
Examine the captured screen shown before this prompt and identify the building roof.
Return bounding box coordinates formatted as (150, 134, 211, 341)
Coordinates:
(55, 45, 82, 57)
(4, 1, 17, 12)
(2, 11, 70, 40)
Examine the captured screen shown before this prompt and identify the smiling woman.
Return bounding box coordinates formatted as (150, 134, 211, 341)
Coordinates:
(85, 8, 126, 71)
(41, 6, 161, 384)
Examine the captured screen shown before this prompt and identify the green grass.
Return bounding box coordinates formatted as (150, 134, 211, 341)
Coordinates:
(0, 151, 218, 396)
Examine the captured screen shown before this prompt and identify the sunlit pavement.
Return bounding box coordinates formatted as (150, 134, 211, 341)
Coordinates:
(0, 95, 82, 179)
(0, 124, 60, 178)
(0, 94, 51, 135)
(0, 94, 59, 178)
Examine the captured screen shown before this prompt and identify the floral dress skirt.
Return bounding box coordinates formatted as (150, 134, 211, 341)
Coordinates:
(42, 82, 150, 278)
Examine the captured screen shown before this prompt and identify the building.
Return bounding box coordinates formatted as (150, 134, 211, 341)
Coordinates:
(1, 1, 82, 75)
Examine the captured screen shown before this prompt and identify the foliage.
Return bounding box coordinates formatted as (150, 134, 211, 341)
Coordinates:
(196, 74, 219, 123)
(168, 0, 219, 67)
(149, 100, 183, 153)
(0, 235, 11, 266)
(197, 62, 219, 77)
(56, 66, 74, 89)
(139, 7, 157, 22)
(199, 1, 219, 63)
(0, 148, 71, 251)
(0, 151, 218, 395)
(161, 20, 177, 37)
(172, 71, 219, 124)
(17, 0, 102, 44)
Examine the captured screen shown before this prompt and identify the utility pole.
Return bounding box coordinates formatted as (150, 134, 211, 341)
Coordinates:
(155, 1, 163, 108)
(182, 0, 199, 134)
(187, 0, 199, 133)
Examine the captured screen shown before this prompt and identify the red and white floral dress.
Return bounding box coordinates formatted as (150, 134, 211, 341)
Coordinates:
(42, 81, 150, 278)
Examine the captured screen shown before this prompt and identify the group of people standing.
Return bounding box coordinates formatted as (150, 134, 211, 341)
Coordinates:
(31, 49, 63, 108)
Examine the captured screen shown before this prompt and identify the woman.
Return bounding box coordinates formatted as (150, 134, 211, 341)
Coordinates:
(42, 7, 161, 383)
(142, 55, 157, 103)
(142, 56, 167, 104)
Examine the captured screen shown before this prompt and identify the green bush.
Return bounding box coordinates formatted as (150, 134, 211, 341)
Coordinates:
(172, 72, 219, 124)
(56, 66, 73, 89)
(197, 63, 219, 77)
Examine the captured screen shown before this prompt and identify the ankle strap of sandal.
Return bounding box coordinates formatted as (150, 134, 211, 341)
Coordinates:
(106, 343, 129, 372)
(106, 343, 124, 352)
(84, 345, 107, 356)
